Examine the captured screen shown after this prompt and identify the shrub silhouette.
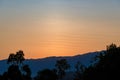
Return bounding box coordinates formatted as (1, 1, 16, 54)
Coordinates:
(34, 69, 58, 80)
(74, 61, 86, 80)
(22, 64, 32, 80)
(2, 65, 23, 80)
(55, 59, 70, 79)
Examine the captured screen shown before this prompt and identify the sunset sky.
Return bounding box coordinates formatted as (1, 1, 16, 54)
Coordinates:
(0, 0, 120, 60)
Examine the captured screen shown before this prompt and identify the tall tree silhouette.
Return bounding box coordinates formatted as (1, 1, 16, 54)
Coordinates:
(82, 44, 120, 80)
(55, 59, 70, 79)
(7, 50, 25, 65)
(7, 53, 16, 65)
(16, 50, 25, 65)
(5, 50, 31, 80)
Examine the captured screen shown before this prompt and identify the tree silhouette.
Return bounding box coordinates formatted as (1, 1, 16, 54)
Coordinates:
(55, 59, 70, 79)
(34, 69, 58, 80)
(82, 44, 120, 80)
(6, 65, 22, 80)
(74, 61, 85, 80)
(0, 75, 3, 80)
(4, 50, 31, 80)
(16, 50, 25, 65)
(2, 72, 8, 80)
(7, 50, 25, 65)
(22, 65, 32, 80)
(7, 53, 16, 65)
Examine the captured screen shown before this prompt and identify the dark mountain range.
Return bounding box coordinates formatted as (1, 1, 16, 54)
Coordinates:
(0, 50, 105, 77)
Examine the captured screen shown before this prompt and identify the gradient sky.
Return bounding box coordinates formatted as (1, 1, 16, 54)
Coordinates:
(0, 0, 120, 60)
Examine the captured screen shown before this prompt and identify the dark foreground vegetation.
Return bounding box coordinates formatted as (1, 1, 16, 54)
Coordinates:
(0, 44, 120, 80)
